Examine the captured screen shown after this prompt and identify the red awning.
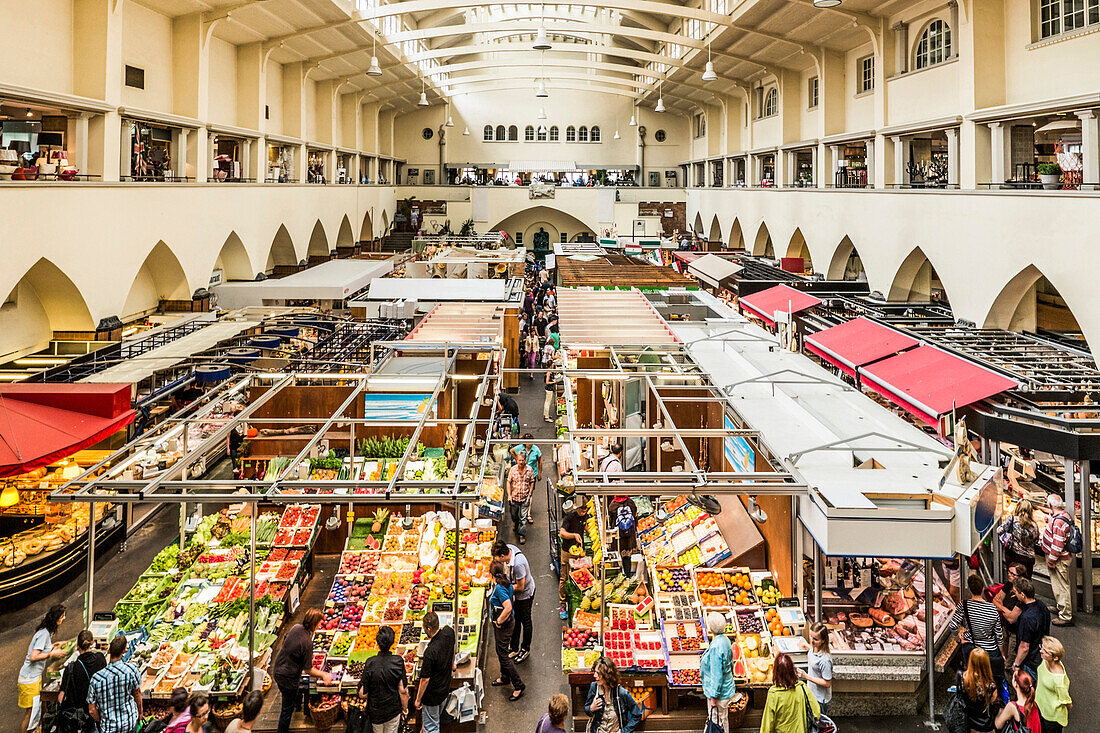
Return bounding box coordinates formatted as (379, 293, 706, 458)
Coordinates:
(858, 345, 1019, 427)
(738, 285, 822, 327)
(805, 317, 920, 377)
(0, 384, 135, 478)
(671, 251, 702, 264)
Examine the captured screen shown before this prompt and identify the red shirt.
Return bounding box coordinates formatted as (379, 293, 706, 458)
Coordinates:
(1040, 509, 1073, 561)
(507, 464, 535, 503)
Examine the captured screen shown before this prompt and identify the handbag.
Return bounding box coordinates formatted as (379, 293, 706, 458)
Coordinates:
(943, 689, 968, 733)
(801, 683, 820, 733)
(704, 706, 724, 733)
(999, 704, 1030, 733)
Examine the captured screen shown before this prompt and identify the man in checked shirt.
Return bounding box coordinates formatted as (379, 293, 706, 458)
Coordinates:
(1040, 494, 1075, 626)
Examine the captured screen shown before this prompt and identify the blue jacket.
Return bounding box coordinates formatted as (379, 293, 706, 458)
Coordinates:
(584, 683, 642, 733)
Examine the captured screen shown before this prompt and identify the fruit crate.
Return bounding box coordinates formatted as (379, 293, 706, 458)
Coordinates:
(658, 616, 708, 654)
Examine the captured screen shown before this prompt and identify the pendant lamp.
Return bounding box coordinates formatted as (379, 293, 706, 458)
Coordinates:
(702, 44, 718, 82)
(628, 113, 637, 126)
(463, 127, 470, 135)
(418, 78, 429, 106)
(613, 130, 620, 139)
(446, 116, 455, 127)
(655, 96, 666, 113)
(813, 0, 841, 6)
(0, 485, 18, 508)
(535, 80, 549, 98)
(532, 25, 552, 50)
(367, 35, 382, 76)
(537, 107, 547, 120)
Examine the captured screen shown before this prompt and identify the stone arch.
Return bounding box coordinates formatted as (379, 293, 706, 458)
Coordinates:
(826, 236, 866, 282)
(214, 231, 254, 281)
(708, 215, 722, 245)
(888, 246, 948, 304)
(983, 265, 1082, 334)
(0, 258, 96, 359)
(336, 215, 355, 248)
(693, 212, 704, 234)
(122, 241, 190, 319)
(267, 225, 297, 271)
(381, 211, 390, 234)
(360, 210, 374, 241)
(488, 206, 595, 248)
(727, 218, 744, 250)
(785, 228, 812, 272)
(752, 221, 774, 258)
(307, 220, 329, 258)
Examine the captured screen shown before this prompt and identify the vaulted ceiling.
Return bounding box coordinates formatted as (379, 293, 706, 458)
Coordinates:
(137, 0, 910, 113)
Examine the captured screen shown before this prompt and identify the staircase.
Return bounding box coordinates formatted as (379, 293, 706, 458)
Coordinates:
(380, 231, 414, 252)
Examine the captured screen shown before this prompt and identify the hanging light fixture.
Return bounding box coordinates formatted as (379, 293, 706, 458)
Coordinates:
(446, 115, 455, 127)
(537, 107, 547, 120)
(533, 4, 552, 50)
(25, 108, 33, 118)
(367, 35, 382, 76)
(613, 129, 620, 139)
(535, 79, 549, 98)
(702, 43, 718, 82)
(629, 97, 638, 126)
(813, 0, 842, 6)
(0, 485, 18, 508)
(463, 127, 471, 135)
(538, 123, 548, 134)
(418, 79, 429, 106)
(655, 76, 666, 112)
(747, 496, 768, 524)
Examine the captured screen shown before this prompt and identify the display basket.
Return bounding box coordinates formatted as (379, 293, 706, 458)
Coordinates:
(212, 702, 242, 730)
(309, 699, 341, 731)
(727, 693, 749, 729)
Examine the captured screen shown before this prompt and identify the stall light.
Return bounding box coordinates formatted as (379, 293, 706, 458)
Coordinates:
(0, 485, 19, 507)
(813, 0, 841, 6)
(747, 496, 768, 523)
(0, 372, 31, 381)
(25, 108, 33, 118)
(368, 35, 383, 76)
(14, 358, 69, 366)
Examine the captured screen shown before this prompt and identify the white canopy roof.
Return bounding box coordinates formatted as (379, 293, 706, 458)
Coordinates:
(363, 277, 512, 302)
(214, 259, 394, 308)
(687, 254, 743, 288)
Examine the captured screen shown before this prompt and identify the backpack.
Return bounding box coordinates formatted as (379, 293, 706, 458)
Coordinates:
(1057, 514, 1084, 554)
(614, 504, 635, 535)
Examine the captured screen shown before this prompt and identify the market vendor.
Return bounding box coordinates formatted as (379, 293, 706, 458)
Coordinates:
(558, 495, 588, 620)
(272, 608, 334, 733)
(497, 389, 520, 434)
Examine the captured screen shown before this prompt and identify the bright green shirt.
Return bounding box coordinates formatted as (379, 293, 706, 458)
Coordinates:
(760, 682, 819, 733)
(1036, 660, 1071, 726)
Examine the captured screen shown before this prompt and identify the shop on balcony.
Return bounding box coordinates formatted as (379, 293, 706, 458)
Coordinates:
(307, 146, 333, 184)
(727, 155, 747, 187)
(973, 96, 1100, 190)
(749, 148, 777, 187)
(209, 129, 256, 182)
(882, 118, 960, 188)
(822, 132, 875, 189)
(709, 157, 723, 187)
(781, 142, 817, 188)
(360, 154, 376, 183)
(1, 101, 104, 182)
(336, 150, 355, 184)
(266, 138, 300, 183)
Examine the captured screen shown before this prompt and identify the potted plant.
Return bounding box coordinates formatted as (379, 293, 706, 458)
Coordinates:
(459, 218, 475, 237)
(1037, 163, 1061, 190)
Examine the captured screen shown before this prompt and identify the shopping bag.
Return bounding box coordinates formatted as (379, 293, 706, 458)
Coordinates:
(943, 691, 968, 733)
(703, 708, 723, 733)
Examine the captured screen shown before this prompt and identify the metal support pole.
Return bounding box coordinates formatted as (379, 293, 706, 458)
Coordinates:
(923, 558, 939, 729)
(599, 495, 607, 647)
(1081, 460, 1093, 613)
(980, 438, 990, 464)
(1064, 458, 1077, 615)
(85, 501, 96, 626)
(813, 541, 823, 623)
(453, 501, 461, 621)
(249, 505, 257, 689)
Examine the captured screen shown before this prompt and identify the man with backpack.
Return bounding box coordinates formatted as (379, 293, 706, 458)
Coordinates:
(609, 496, 638, 577)
(1040, 494, 1079, 626)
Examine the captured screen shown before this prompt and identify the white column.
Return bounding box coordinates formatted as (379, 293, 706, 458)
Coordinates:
(945, 127, 960, 187)
(785, 150, 796, 187)
(177, 129, 189, 181)
(296, 144, 307, 182)
(1077, 110, 1099, 187)
(241, 140, 252, 182)
(74, 113, 90, 178)
(988, 122, 1007, 185)
(892, 135, 907, 186)
(119, 120, 131, 180)
(893, 22, 909, 75)
(829, 145, 840, 187)
(810, 146, 819, 187)
(948, 1, 959, 57)
(773, 150, 784, 187)
(865, 138, 875, 188)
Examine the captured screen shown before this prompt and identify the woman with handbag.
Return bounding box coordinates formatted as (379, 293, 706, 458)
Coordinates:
(759, 653, 819, 733)
(583, 657, 641, 733)
(700, 613, 736, 733)
(996, 667, 1042, 733)
(488, 561, 524, 701)
(954, 648, 1000, 733)
(1035, 636, 1071, 733)
(998, 500, 1038, 576)
(55, 631, 105, 733)
(950, 575, 1006, 687)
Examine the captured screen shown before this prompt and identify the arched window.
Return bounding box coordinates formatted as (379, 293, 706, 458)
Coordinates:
(763, 88, 778, 117)
(915, 19, 951, 69)
(536, 126, 547, 142)
(566, 126, 576, 142)
(507, 125, 518, 141)
(591, 126, 601, 142)
(578, 126, 589, 142)
(549, 126, 559, 141)
(483, 125, 494, 141)
(524, 125, 535, 141)
(495, 125, 506, 141)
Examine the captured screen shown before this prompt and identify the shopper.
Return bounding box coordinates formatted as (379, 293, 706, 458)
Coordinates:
(272, 608, 333, 733)
(700, 613, 736, 733)
(1040, 495, 1075, 626)
(19, 603, 67, 733)
(954, 648, 1000, 733)
(608, 494, 638, 576)
(599, 443, 624, 473)
(583, 657, 642, 733)
(541, 339, 555, 369)
(492, 541, 535, 663)
(799, 622, 833, 717)
(511, 435, 543, 483)
(998, 498, 1039, 575)
(56, 629, 106, 733)
(535, 694, 569, 733)
(544, 361, 562, 423)
(558, 495, 588, 619)
(497, 389, 520, 434)
(759, 653, 819, 733)
(185, 694, 210, 733)
(950, 575, 1005, 682)
(489, 560, 524, 700)
(996, 667, 1042, 733)
(1036, 636, 1071, 733)
(525, 329, 540, 376)
(224, 691, 263, 733)
(992, 563, 1029, 636)
(1011, 578, 1051, 674)
(414, 611, 456, 733)
(506, 449, 536, 544)
(359, 626, 409, 733)
(87, 635, 142, 733)
(165, 688, 191, 733)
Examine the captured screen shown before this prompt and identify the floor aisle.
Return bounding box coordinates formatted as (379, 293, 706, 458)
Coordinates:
(481, 370, 571, 731)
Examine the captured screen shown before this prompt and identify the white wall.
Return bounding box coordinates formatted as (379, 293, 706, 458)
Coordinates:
(0, 0, 73, 93)
(207, 37, 238, 126)
(265, 61, 284, 136)
(121, 0, 173, 112)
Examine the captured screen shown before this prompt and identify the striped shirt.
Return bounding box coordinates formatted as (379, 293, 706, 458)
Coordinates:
(87, 660, 140, 733)
(1040, 510, 1073, 561)
(949, 598, 1003, 655)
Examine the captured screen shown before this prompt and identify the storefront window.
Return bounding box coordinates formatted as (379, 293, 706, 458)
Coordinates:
(0, 109, 83, 181)
(129, 121, 174, 181)
(267, 144, 294, 183)
(835, 143, 868, 188)
(212, 136, 242, 181)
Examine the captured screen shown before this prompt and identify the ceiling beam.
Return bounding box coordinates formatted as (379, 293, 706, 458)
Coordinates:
(435, 58, 749, 92)
(359, 0, 732, 28)
(386, 20, 712, 48)
(432, 78, 695, 106)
